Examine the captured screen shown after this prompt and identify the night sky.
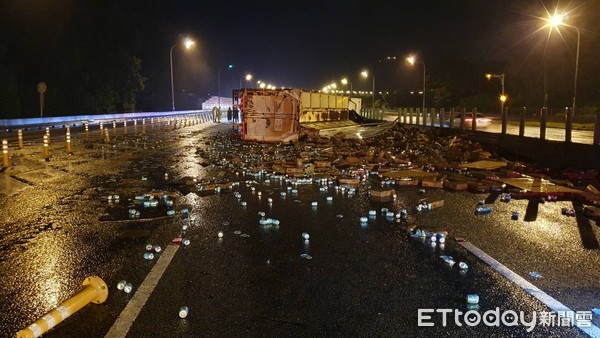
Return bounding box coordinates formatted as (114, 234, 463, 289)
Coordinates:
(1, 0, 599, 115)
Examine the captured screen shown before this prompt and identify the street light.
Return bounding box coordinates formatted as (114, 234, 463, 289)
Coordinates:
(361, 70, 375, 108)
(341, 78, 353, 98)
(544, 11, 581, 115)
(406, 55, 426, 111)
(485, 73, 506, 115)
(240, 73, 252, 89)
(170, 37, 194, 111)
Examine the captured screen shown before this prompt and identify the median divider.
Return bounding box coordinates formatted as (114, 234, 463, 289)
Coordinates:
(17, 276, 108, 338)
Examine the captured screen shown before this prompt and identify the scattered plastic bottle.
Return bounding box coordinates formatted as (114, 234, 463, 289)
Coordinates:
(440, 255, 455, 267)
(153, 245, 162, 253)
(302, 232, 310, 240)
(218, 231, 224, 238)
(368, 210, 377, 216)
(458, 262, 469, 270)
(181, 209, 189, 217)
(123, 283, 133, 294)
(167, 210, 175, 216)
(179, 306, 189, 318)
(475, 206, 493, 215)
(386, 211, 394, 218)
(311, 201, 318, 207)
(511, 212, 519, 220)
(381, 207, 388, 214)
(326, 196, 333, 202)
(143, 252, 154, 260)
(418, 188, 426, 194)
(430, 235, 437, 242)
(145, 244, 153, 251)
(182, 239, 190, 246)
(117, 280, 127, 291)
(467, 294, 479, 304)
(165, 200, 174, 207)
(241, 201, 247, 206)
(360, 216, 368, 223)
(267, 198, 273, 203)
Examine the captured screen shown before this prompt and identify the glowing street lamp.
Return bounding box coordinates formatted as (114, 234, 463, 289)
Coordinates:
(406, 55, 426, 111)
(240, 73, 252, 89)
(543, 11, 580, 114)
(361, 70, 375, 108)
(170, 37, 194, 111)
(486, 73, 506, 115)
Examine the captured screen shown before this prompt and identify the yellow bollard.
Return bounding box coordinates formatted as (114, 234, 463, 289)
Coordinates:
(43, 134, 50, 161)
(142, 118, 146, 134)
(16, 276, 108, 338)
(133, 119, 138, 134)
(18, 129, 24, 149)
(151, 117, 154, 130)
(112, 120, 117, 136)
(104, 128, 110, 143)
(2, 139, 9, 168)
(123, 120, 128, 135)
(84, 123, 89, 140)
(99, 121, 103, 137)
(66, 128, 73, 155)
(45, 127, 51, 146)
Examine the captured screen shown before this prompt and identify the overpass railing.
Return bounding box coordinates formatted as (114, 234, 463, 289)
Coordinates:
(359, 107, 599, 146)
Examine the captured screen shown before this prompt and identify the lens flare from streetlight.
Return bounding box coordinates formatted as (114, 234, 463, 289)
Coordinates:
(500, 94, 508, 103)
(406, 55, 416, 65)
(259, 83, 266, 89)
(184, 38, 194, 49)
(361, 70, 368, 78)
(341, 78, 348, 85)
(485, 73, 492, 80)
(330, 83, 337, 89)
(245, 74, 252, 81)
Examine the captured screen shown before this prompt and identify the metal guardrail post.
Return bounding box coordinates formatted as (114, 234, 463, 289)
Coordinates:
(448, 108, 454, 128)
(594, 111, 600, 146)
(540, 107, 547, 141)
(472, 107, 477, 131)
(519, 107, 525, 137)
(460, 108, 466, 130)
(409, 108, 414, 125)
(501, 106, 507, 135)
(17, 276, 108, 338)
(565, 106, 573, 143)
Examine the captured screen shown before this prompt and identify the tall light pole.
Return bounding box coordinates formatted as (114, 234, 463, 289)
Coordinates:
(545, 12, 581, 115)
(218, 64, 234, 108)
(485, 73, 506, 115)
(360, 70, 375, 108)
(170, 37, 194, 111)
(406, 55, 426, 111)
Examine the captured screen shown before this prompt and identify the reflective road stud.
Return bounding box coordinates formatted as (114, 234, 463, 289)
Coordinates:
(43, 134, 50, 161)
(18, 129, 24, 149)
(2, 140, 9, 168)
(17, 276, 108, 338)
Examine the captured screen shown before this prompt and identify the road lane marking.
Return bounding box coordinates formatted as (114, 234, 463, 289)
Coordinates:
(105, 243, 180, 338)
(459, 241, 600, 338)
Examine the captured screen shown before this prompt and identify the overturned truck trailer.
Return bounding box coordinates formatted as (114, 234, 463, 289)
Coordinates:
(234, 88, 354, 142)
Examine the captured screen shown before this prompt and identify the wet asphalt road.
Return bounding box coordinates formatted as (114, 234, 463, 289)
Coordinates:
(0, 119, 598, 337)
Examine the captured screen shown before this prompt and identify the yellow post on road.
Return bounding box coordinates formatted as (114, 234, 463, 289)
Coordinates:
(43, 134, 50, 161)
(2, 140, 9, 168)
(18, 129, 24, 149)
(66, 127, 73, 155)
(16, 276, 108, 338)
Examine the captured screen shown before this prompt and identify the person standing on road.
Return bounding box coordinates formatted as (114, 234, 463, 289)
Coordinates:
(211, 106, 218, 122)
(233, 106, 239, 123)
(227, 107, 233, 122)
(216, 106, 222, 123)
